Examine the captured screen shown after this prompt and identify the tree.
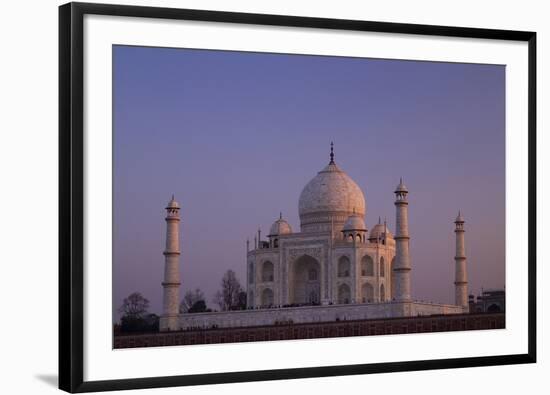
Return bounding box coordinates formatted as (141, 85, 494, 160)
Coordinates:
(236, 291, 247, 310)
(118, 292, 149, 319)
(118, 292, 157, 333)
(120, 313, 159, 333)
(143, 313, 159, 331)
(180, 288, 205, 313)
(188, 300, 209, 313)
(213, 270, 243, 311)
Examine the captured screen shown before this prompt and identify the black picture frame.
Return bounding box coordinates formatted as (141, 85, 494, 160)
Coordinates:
(59, 2, 537, 393)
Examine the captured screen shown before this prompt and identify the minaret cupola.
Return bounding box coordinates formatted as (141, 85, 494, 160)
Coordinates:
(342, 208, 367, 243)
(268, 212, 293, 248)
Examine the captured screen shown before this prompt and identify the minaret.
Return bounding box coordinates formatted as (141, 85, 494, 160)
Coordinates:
(393, 178, 411, 301)
(454, 211, 469, 310)
(160, 195, 181, 331)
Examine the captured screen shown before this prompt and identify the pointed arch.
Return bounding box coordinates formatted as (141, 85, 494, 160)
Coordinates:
(290, 255, 321, 305)
(338, 256, 351, 277)
(262, 261, 274, 282)
(261, 288, 274, 307)
(361, 255, 374, 276)
(338, 283, 351, 304)
(248, 290, 254, 308)
(361, 282, 374, 303)
(248, 262, 254, 284)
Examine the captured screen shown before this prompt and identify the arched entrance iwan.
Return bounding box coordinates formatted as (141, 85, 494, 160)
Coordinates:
(289, 255, 321, 305)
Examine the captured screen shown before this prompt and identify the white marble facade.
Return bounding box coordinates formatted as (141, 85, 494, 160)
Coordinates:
(247, 146, 397, 309)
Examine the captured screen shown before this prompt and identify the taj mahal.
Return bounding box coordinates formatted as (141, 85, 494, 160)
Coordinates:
(159, 144, 469, 332)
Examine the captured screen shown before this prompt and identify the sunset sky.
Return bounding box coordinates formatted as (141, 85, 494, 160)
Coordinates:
(113, 45, 505, 320)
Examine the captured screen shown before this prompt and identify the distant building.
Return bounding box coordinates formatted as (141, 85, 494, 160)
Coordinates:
(160, 145, 471, 331)
(469, 289, 505, 313)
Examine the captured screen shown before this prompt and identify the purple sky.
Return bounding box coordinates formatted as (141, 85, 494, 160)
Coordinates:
(113, 45, 505, 321)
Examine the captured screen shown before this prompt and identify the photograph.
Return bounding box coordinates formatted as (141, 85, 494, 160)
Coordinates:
(112, 45, 506, 348)
(0, 0, 543, 393)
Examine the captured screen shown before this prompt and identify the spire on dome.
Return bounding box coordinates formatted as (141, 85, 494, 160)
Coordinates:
(329, 141, 335, 164)
(395, 177, 408, 193)
(166, 194, 180, 209)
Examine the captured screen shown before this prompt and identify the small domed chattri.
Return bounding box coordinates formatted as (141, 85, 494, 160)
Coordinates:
(369, 217, 394, 240)
(342, 210, 367, 231)
(269, 213, 293, 236)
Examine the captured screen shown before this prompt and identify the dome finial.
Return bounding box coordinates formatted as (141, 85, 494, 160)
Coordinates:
(395, 177, 408, 193)
(378, 216, 381, 224)
(329, 141, 335, 164)
(166, 194, 180, 209)
(279, 211, 283, 220)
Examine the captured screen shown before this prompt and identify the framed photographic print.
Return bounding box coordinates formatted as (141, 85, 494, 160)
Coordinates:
(59, 2, 537, 393)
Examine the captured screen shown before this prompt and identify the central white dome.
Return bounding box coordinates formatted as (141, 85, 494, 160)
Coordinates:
(298, 160, 366, 232)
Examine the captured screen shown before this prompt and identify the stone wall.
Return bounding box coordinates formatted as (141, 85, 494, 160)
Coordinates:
(115, 312, 504, 349)
(173, 301, 466, 331)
